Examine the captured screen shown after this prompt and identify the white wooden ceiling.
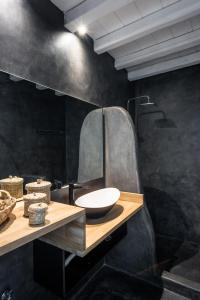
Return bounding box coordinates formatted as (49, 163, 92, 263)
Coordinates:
(51, 0, 200, 81)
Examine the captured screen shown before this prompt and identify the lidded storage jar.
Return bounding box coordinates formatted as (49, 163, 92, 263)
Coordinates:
(28, 202, 48, 225)
(0, 176, 23, 200)
(23, 192, 47, 217)
(25, 179, 52, 204)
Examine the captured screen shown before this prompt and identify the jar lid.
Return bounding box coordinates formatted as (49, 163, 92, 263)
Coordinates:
(0, 176, 24, 185)
(28, 202, 48, 213)
(23, 192, 46, 201)
(25, 179, 51, 189)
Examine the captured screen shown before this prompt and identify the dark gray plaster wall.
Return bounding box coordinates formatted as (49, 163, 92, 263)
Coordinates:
(0, 242, 65, 300)
(0, 0, 129, 107)
(132, 64, 200, 256)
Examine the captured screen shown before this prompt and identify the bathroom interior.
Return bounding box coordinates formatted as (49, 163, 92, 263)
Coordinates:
(0, 0, 200, 299)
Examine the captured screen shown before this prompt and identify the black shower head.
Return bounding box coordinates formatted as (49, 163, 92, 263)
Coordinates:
(155, 118, 177, 128)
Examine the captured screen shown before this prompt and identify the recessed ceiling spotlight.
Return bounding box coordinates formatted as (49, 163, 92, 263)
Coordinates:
(77, 25, 87, 36)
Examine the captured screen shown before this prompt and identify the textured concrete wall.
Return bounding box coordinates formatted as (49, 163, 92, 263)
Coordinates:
(103, 107, 156, 280)
(133, 64, 200, 256)
(0, 0, 129, 107)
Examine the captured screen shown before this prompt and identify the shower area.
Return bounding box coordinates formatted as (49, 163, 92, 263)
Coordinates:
(127, 64, 200, 296)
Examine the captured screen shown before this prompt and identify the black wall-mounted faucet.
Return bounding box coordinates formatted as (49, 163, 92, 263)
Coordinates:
(68, 178, 105, 205)
(68, 183, 83, 205)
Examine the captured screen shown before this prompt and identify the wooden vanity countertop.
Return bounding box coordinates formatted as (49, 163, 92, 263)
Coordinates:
(41, 191, 144, 257)
(0, 201, 85, 256)
(0, 192, 143, 257)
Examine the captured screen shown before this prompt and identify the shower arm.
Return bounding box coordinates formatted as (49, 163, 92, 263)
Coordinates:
(127, 96, 148, 133)
(127, 95, 151, 112)
(127, 96, 156, 133)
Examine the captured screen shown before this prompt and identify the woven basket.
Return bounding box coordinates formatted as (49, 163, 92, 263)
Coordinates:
(0, 190, 16, 225)
(25, 179, 51, 204)
(0, 176, 23, 199)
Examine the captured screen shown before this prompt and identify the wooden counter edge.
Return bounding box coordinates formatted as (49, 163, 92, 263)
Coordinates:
(0, 202, 85, 256)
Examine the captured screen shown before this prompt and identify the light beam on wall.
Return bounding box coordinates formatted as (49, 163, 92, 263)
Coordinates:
(77, 25, 87, 36)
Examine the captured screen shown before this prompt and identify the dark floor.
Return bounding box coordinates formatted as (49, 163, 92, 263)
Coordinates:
(69, 266, 189, 300)
(156, 235, 200, 283)
(13, 264, 191, 300)
(168, 242, 200, 283)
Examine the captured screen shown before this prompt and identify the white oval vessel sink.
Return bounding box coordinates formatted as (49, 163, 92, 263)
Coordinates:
(75, 187, 120, 219)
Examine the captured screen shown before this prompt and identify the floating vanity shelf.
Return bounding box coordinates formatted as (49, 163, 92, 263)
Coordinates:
(0, 201, 84, 256)
(0, 192, 143, 257)
(41, 192, 143, 257)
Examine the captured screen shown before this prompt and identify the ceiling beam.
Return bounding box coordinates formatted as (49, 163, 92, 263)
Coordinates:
(128, 51, 200, 81)
(64, 0, 133, 32)
(50, 0, 84, 13)
(94, 0, 200, 54)
(115, 28, 200, 69)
